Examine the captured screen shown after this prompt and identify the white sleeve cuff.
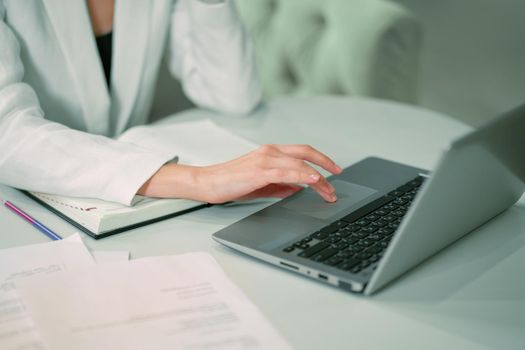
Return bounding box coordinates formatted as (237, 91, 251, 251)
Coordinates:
(101, 149, 177, 206)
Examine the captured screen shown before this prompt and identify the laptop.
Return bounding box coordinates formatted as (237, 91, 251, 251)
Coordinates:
(212, 103, 525, 295)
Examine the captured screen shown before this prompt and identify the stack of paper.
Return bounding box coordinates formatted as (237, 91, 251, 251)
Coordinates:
(0, 236, 291, 350)
(0, 234, 129, 349)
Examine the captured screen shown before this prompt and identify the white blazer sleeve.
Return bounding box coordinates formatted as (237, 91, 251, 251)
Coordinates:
(168, 0, 262, 114)
(0, 8, 175, 205)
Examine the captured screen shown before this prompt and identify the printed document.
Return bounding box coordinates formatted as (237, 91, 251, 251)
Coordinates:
(0, 234, 95, 350)
(90, 250, 130, 264)
(16, 252, 292, 350)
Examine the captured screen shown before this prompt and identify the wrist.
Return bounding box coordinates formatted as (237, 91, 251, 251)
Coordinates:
(137, 163, 203, 201)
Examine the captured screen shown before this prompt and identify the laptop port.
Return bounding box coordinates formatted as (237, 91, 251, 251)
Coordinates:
(318, 274, 328, 281)
(279, 261, 299, 270)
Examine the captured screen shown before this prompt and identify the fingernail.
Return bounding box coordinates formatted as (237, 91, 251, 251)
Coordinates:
(309, 174, 320, 181)
(330, 194, 337, 202)
(335, 164, 342, 173)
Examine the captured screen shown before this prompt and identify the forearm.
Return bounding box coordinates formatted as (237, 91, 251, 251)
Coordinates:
(0, 110, 175, 204)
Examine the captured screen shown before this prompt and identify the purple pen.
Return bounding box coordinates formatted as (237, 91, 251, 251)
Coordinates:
(2, 199, 62, 240)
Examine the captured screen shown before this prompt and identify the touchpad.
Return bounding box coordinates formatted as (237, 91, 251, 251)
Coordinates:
(282, 180, 377, 220)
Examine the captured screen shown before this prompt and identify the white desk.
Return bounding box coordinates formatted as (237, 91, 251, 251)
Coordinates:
(2, 96, 524, 349)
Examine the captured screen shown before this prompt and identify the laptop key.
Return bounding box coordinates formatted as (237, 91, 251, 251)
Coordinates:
(338, 229, 353, 238)
(388, 190, 404, 197)
(356, 219, 370, 227)
(388, 222, 400, 229)
(375, 209, 390, 216)
(334, 242, 349, 250)
(342, 237, 358, 245)
(299, 241, 330, 258)
(312, 248, 338, 262)
(367, 245, 383, 254)
(361, 226, 378, 234)
(354, 231, 369, 238)
(401, 194, 413, 202)
(367, 234, 382, 241)
(397, 185, 412, 193)
(338, 250, 354, 258)
(329, 231, 344, 238)
(309, 231, 329, 240)
(384, 202, 399, 211)
(355, 241, 368, 249)
(324, 255, 345, 266)
(321, 221, 347, 234)
(378, 227, 395, 235)
(361, 239, 375, 247)
(343, 245, 363, 254)
(341, 195, 394, 224)
(355, 252, 373, 260)
(369, 254, 381, 262)
(365, 213, 380, 221)
(323, 236, 341, 244)
(394, 198, 408, 205)
(338, 258, 360, 271)
(406, 179, 422, 188)
(371, 220, 388, 228)
(347, 224, 361, 232)
(383, 215, 397, 222)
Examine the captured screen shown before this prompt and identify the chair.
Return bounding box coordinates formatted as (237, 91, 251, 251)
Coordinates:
(150, 0, 422, 119)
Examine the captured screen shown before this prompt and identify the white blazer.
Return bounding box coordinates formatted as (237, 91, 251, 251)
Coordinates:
(0, 0, 261, 205)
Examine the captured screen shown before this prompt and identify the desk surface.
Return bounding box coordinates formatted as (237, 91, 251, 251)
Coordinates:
(2, 96, 524, 350)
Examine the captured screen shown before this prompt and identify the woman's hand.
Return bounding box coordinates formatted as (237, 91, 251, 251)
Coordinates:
(138, 144, 342, 203)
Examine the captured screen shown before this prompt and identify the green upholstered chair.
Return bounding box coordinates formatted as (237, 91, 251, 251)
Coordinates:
(235, 0, 422, 103)
(150, 0, 422, 119)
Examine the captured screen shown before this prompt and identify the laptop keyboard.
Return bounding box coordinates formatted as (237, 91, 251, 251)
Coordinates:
(282, 176, 426, 275)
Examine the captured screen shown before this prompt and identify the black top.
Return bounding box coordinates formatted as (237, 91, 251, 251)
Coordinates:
(95, 31, 113, 88)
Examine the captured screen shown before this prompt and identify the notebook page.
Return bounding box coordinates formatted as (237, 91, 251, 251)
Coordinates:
(118, 119, 258, 166)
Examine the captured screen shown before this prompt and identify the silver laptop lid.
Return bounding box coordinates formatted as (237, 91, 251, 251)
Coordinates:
(366, 103, 525, 295)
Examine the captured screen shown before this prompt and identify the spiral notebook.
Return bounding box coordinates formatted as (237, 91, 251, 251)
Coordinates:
(25, 120, 258, 239)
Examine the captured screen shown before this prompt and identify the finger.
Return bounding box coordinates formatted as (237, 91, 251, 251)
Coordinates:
(310, 175, 335, 196)
(259, 156, 335, 194)
(262, 169, 337, 202)
(263, 168, 322, 186)
(310, 182, 337, 202)
(310, 170, 335, 194)
(272, 144, 342, 174)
